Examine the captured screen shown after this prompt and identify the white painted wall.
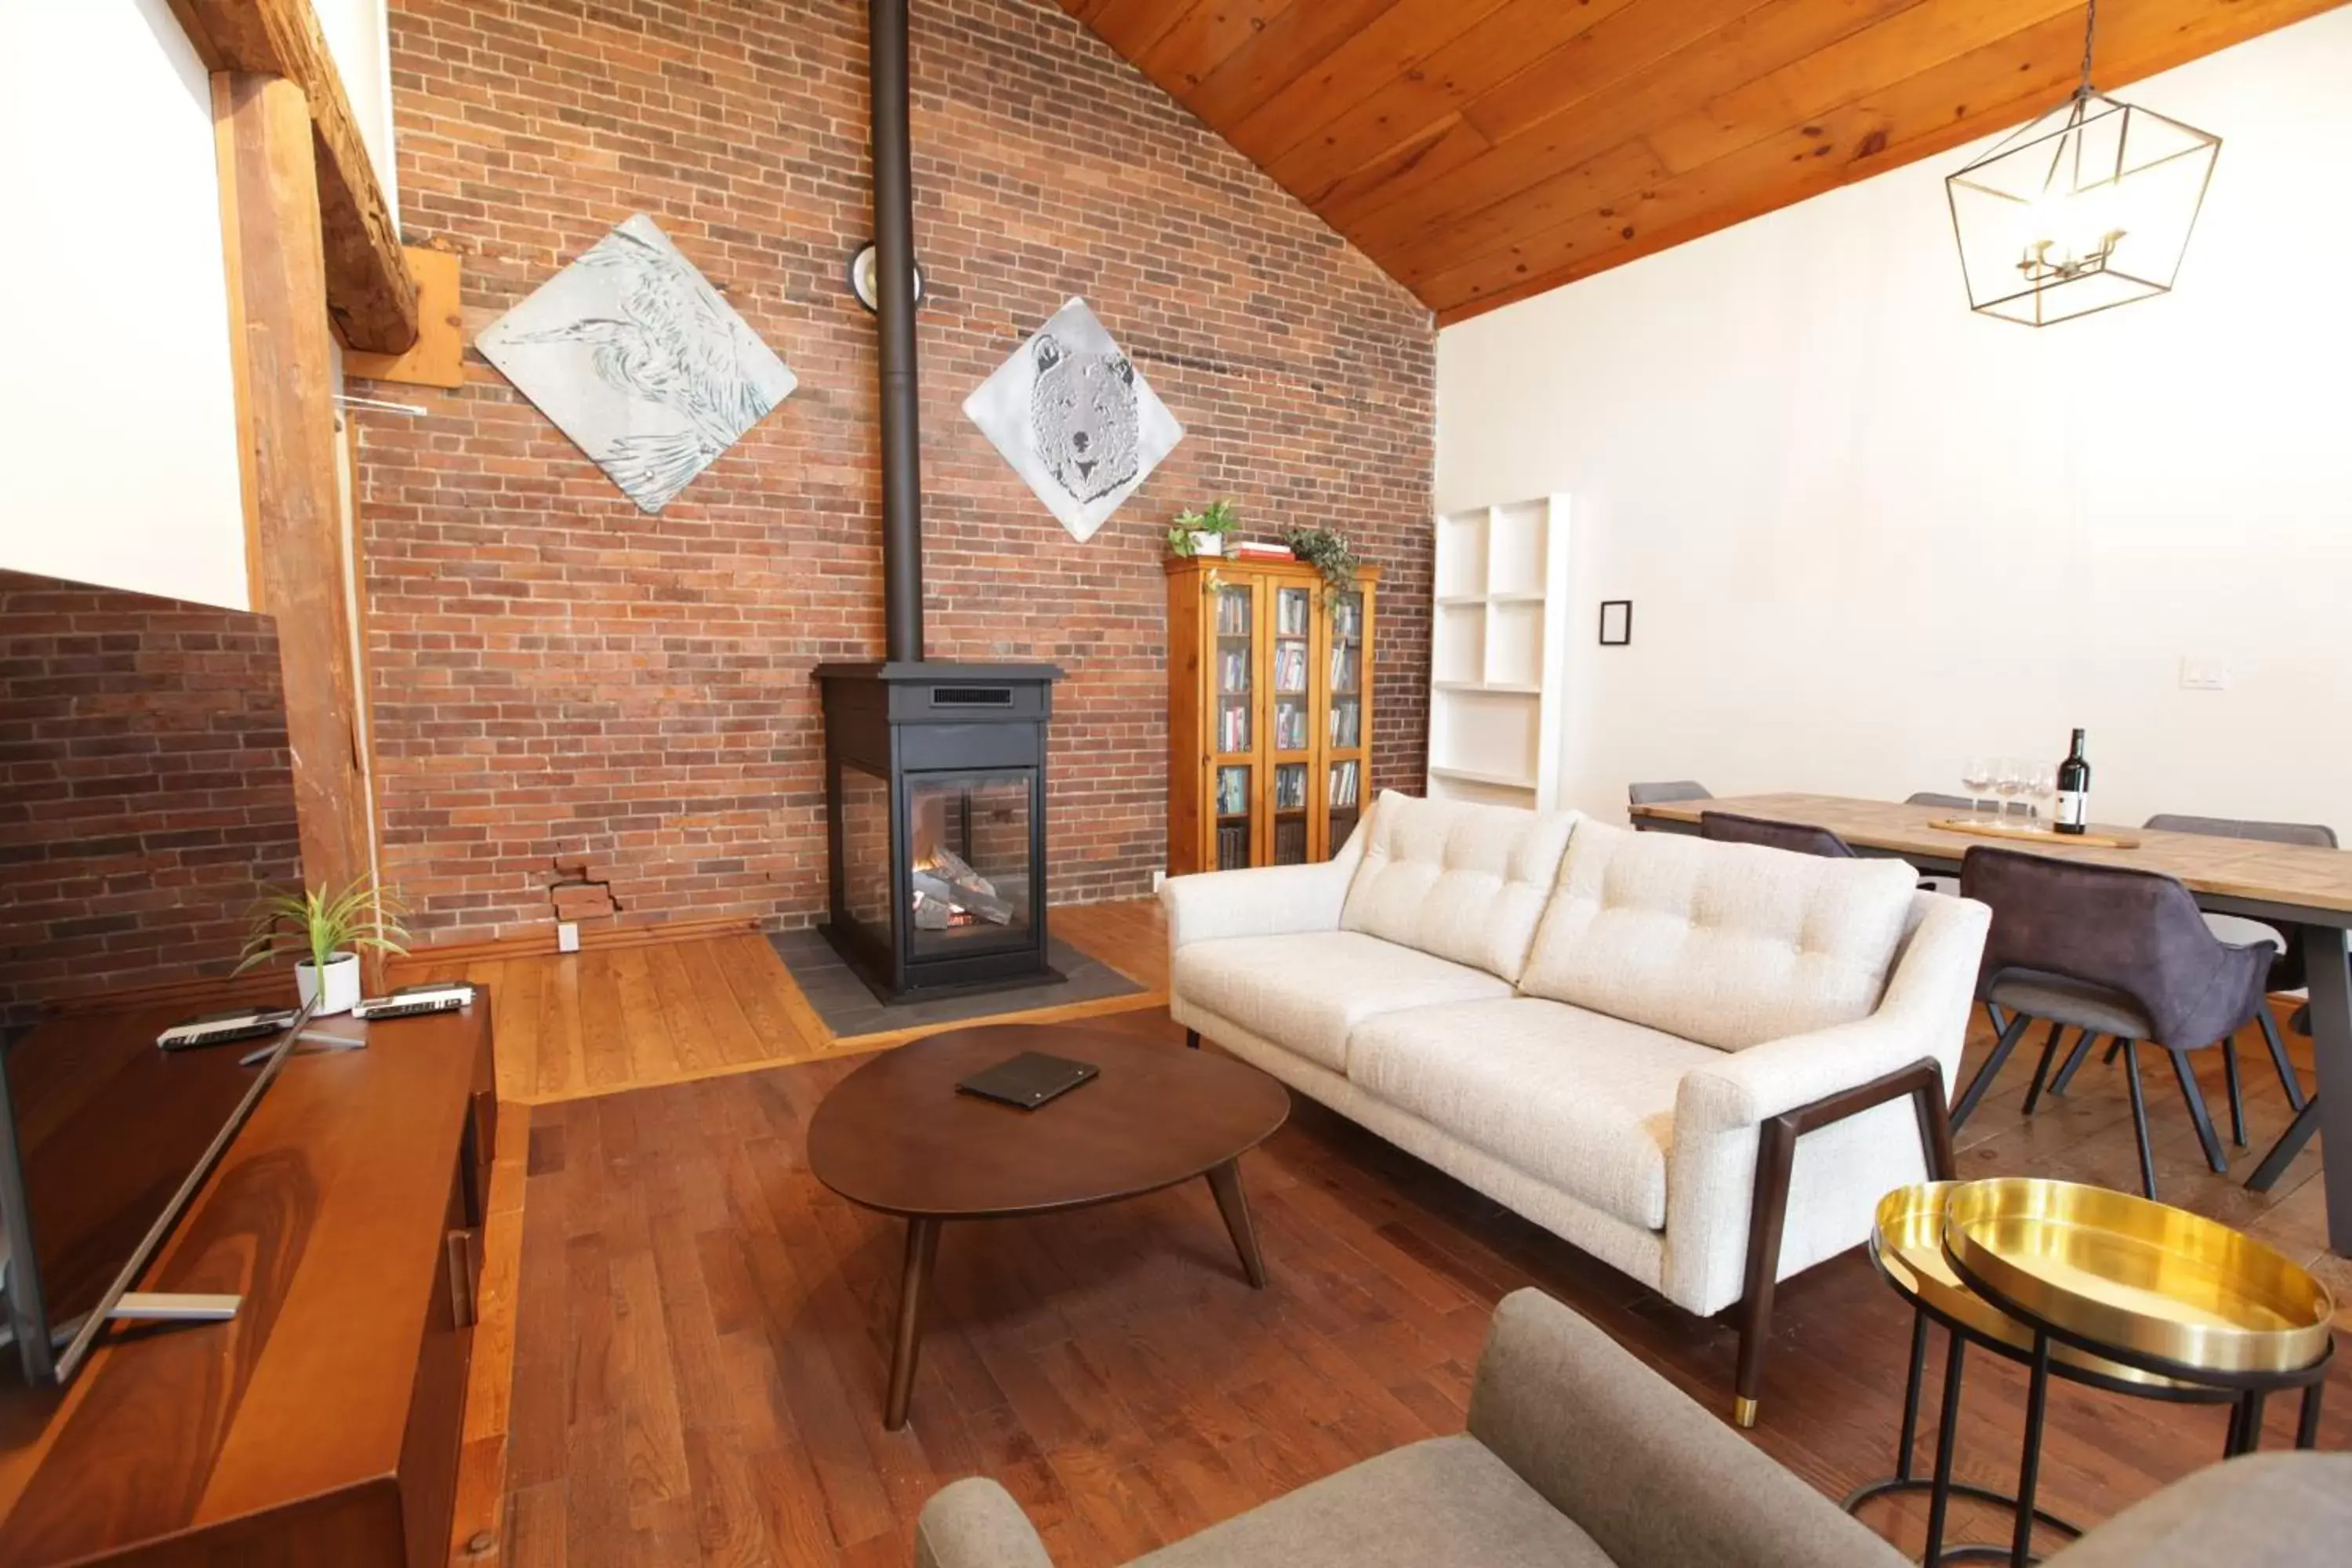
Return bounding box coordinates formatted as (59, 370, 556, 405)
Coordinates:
(0, 0, 249, 610)
(1438, 9, 2352, 833)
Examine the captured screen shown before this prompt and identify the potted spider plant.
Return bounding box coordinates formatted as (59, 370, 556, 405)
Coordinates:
(1167, 499, 1239, 558)
(237, 877, 410, 1016)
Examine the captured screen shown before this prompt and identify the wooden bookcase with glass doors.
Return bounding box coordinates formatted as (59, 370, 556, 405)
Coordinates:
(1166, 556, 1380, 875)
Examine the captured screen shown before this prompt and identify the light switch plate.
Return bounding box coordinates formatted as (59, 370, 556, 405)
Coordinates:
(557, 920, 582, 953)
(1151, 869, 1167, 892)
(2180, 656, 2231, 691)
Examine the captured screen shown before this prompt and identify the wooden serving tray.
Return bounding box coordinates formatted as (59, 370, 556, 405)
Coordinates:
(1929, 817, 2140, 850)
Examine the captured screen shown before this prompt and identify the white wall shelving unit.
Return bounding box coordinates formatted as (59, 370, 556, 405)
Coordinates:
(1427, 495, 1570, 811)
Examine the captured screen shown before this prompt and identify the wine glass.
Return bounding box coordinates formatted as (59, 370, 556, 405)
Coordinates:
(1993, 759, 2025, 824)
(1961, 757, 1994, 823)
(2027, 762, 2057, 828)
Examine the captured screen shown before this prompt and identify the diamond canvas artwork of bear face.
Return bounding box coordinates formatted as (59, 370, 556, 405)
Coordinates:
(964, 298, 1182, 542)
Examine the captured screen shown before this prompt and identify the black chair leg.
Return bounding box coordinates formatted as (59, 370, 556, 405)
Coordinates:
(1984, 1001, 2009, 1038)
(2020, 1021, 2067, 1116)
(2103, 1036, 2125, 1066)
(1953, 1011, 2034, 1131)
(2222, 1035, 2247, 1148)
(2168, 1047, 2229, 1175)
(2049, 1029, 2100, 1095)
(2257, 1006, 2308, 1112)
(2248, 1094, 2323, 1192)
(2122, 1041, 2159, 1200)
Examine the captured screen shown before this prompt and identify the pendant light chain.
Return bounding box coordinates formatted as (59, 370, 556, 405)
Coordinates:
(2076, 0, 2099, 100)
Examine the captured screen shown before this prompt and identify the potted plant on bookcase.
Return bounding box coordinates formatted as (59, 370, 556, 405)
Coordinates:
(1167, 499, 1238, 558)
(1284, 525, 1359, 608)
(237, 877, 410, 1017)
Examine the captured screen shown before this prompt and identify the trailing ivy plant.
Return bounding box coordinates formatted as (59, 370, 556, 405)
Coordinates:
(1167, 499, 1239, 558)
(1284, 525, 1359, 607)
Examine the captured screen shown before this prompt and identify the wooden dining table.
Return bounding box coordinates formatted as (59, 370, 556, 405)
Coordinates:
(1629, 793, 2352, 1257)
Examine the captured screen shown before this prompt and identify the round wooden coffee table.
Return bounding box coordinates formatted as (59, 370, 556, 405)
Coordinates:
(807, 1022, 1290, 1428)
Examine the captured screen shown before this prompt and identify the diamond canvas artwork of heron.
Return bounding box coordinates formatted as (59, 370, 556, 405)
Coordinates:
(478, 214, 797, 513)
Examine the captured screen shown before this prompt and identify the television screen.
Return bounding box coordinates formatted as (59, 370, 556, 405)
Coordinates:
(0, 569, 307, 1385)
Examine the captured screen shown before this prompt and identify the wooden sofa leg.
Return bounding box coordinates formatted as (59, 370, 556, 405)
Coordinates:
(1185, 1028, 1200, 1051)
(1735, 1116, 1797, 1428)
(1733, 1061, 1955, 1429)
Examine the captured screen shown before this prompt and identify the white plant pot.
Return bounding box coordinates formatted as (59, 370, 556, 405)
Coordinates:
(296, 951, 362, 1016)
(1189, 532, 1225, 557)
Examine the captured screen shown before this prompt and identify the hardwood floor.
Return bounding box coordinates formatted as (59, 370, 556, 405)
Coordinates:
(468, 902, 2347, 1566)
(399, 902, 1171, 1108)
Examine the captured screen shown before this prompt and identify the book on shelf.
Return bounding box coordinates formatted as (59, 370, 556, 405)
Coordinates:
(1275, 702, 1306, 750)
(1328, 699, 1359, 749)
(1214, 590, 1250, 637)
(1216, 822, 1250, 869)
(1328, 760, 1359, 809)
(1218, 648, 1250, 693)
(1216, 766, 1250, 816)
(1274, 764, 1307, 811)
(1229, 539, 1294, 561)
(1273, 642, 1307, 693)
(1330, 597, 1361, 637)
(1329, 644, 1357, 694)
(1275, 593, 1310, 636)
(1218, 701, 1250, 753)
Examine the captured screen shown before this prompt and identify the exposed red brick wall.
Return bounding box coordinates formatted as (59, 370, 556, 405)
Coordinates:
(360, 0, 1434, 943)
(0, 572, 300, 1031)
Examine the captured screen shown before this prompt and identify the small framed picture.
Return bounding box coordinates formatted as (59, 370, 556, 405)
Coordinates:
(1599, 600, 1632, 646)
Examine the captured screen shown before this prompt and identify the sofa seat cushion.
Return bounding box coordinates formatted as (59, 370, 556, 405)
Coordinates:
(1174, 931, 1514, 1074)
(1348, 998, 1724, 1230)
(1131, 1434, 1617, 1568)
(1520, 819, 1918, 1052)
(1340, 791, 1579, 983)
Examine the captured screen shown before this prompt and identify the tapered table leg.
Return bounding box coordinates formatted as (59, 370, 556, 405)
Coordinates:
(1206, 1158, 1266, 1287)
(885, 1217, 942, 1430)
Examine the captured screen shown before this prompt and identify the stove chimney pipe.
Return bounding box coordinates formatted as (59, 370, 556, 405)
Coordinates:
(870, 0, 923, 664)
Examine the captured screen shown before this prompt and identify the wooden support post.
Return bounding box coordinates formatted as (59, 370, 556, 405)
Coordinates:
(215, 71, 376, 905)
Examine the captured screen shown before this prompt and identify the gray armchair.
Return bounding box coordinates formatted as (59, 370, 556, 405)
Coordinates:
(913, 1289, 2352, 1568)
(917, 1288, 1908, 1568)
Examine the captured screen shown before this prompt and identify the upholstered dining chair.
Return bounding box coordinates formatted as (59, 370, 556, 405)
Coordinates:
(1628, 780, 1711, 829)
(2045, 815, 2333, 1112)
(1954, 847, 2278, 1199)
(1698, 810, 1857, 858)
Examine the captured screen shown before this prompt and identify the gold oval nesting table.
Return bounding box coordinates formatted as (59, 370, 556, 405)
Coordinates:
(1851, 1180, 2335, 1568)
(1941, 1176, 2336, 1377)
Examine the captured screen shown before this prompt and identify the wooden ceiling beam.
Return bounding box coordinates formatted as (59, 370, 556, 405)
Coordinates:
(169, 0, 418, 354)
(1425, 0, 2347, 320)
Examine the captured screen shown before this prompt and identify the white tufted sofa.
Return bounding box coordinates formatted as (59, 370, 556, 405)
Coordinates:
(1163, 790, 1990, 1425)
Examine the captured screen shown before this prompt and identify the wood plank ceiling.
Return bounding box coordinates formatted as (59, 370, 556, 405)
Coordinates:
(1061, 0, 2347, 323)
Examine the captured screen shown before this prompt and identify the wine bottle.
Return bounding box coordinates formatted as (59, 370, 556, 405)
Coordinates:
(2055, 729, 2091, 835)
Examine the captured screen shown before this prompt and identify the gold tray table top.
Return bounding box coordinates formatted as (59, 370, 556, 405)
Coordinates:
(1941, 1178, 2334, 1377)
(1871, 1184, 2198, 1391)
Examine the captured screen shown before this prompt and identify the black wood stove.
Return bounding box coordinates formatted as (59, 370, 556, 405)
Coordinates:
(816, 0, 1061, 1002)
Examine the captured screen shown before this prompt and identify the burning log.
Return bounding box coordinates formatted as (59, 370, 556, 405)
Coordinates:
(910, 845, 1014, 925)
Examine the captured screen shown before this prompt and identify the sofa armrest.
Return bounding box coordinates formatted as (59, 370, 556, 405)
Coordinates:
(1160, 822, 1368, 950)
(1677, 892, 1990, 1134)
(914, 1479, 1058, 1568)
(1662, 893, 1989, 1316)
(1466, 1290, 1907, 1568)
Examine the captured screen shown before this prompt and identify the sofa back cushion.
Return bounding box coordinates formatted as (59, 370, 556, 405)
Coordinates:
(1341, 791, 1579, 983)
(1519, 819, 1917, 1050)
